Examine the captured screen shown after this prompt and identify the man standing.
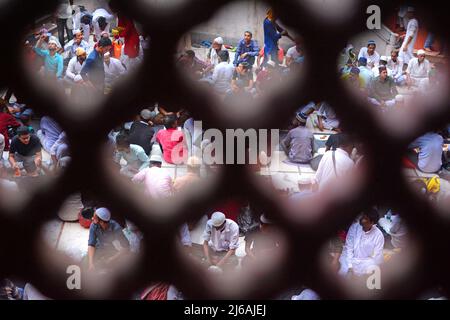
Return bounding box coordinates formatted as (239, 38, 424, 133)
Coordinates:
(92, 8, 115, 42)
(233, 31, 259, 68)
(8, 126, 42, 177)
(80, 37, 113, 93)
(281, 113, 313, 164)
(202, 212, 240, 269)
(399, 7, 419, 65)
(263, 9, 288, 66)
(73, 6, 92, 42)
(87, 207, 130, 271)
(55, 0, 73, 46)
(368, 66, 399, 109)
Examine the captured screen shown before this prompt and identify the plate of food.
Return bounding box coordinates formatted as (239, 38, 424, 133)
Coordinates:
(315, 135, 329, 141)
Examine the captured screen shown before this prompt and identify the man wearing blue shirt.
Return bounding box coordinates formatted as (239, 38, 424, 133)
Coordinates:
(80, 37, 112, 93)
(408, 132, 444, 173)
(233, 31, 259, 68)
(88, 207, 130, 271)
(34, 36, 64, 79)
(263, 9, 288, 66)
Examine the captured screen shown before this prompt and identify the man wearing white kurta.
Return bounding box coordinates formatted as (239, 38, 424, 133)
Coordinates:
(387, 50, 405, 85)
(358, 40, 380, 69)
(406, 50, 430, 92)
(72, 7, 92, 42)
(399, 7, 419, 65)
(202, 212, 240, 268)
(371, 56, 391, 78)
(65, 48, 86, 83)
(92, 8, 115, 41)
(313, 135, 355, 191)
(211, 51, 234, 95)
(339, 210, 385, 276)
(314, 102, 340, 131)
(104, 52, 126, 87)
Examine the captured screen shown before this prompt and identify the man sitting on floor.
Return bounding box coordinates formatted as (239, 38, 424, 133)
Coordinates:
(406, 49, 431, 92)
(202, 212, 240, 269)
(37, 116, 63, 155)
(87, 207, 130, 272)
(314, 102, 340, 132)
(65, 48, 87, 86)
(128, 109, 155, 155)
(131, 154, 173, 199)
(9, 126, 42, 177)
(114, 134, 150, 178)
(243, 214, 280, 267)
(281, 112, 313, 164)
(313, 134, 354, 191)
(339, 209, 384, 276)
(407, 132, 444, 174)
(368, 66, 399, 110)
(155, 114, 187, 165)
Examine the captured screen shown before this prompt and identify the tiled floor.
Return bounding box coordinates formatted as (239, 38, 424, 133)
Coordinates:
(42, 142, 319, 262)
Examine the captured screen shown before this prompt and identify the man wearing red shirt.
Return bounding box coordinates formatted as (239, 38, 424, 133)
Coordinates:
(156, 114, 187, 164)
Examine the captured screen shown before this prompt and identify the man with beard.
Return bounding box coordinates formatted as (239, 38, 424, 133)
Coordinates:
(65, 47, 87, 85)
(34, 34, 64, 79)
(64, 29, 90, 60)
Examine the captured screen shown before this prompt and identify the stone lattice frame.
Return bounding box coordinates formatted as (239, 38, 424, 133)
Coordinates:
(0, 0, 449, 299)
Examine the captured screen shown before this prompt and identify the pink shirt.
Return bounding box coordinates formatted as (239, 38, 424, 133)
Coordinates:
(156, 128, 187, 164)
(132, 166, 173, 199)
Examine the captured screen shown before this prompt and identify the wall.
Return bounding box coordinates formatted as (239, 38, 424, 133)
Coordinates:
(189, 1, 295, 50)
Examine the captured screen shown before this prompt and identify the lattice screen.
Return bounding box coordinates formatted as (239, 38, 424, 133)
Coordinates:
(0, 0, 449, 299)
